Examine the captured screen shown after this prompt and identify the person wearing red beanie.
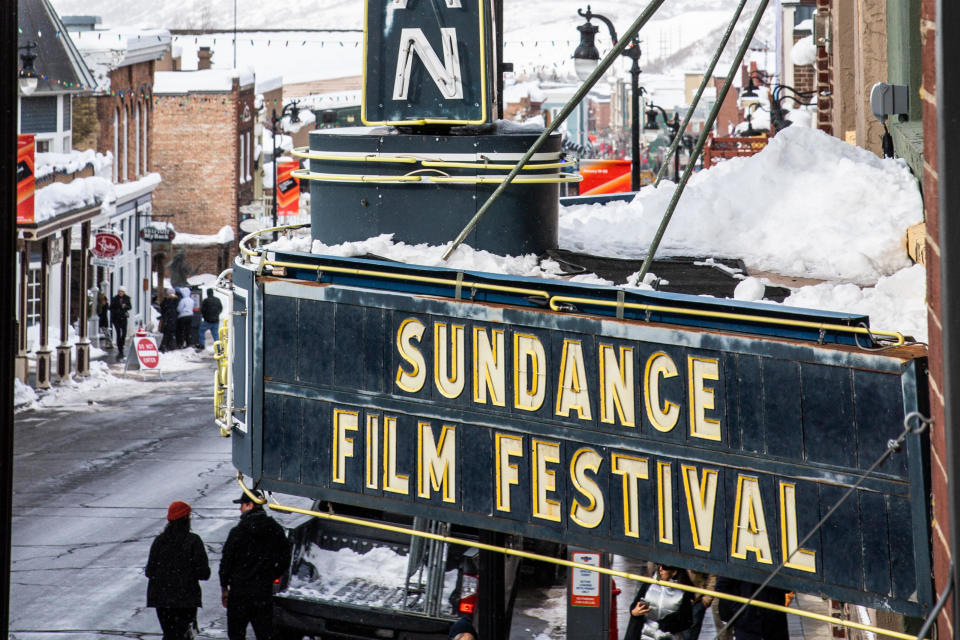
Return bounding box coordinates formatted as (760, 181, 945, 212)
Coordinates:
(146, 501, 210, 639)
(167, 500, 191, 522)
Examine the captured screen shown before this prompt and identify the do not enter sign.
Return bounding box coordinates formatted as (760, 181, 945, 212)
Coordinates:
(136, 335, 160, 369)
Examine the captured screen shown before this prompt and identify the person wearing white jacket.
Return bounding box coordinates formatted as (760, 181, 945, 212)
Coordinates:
(176, 287, 195, 348)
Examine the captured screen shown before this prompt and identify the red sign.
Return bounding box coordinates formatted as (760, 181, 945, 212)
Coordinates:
(277, 161, 300, 216)
(135, 336, 160, 369)
(17, 134, 35, 225)
(579, 159, 634, 195)
(92, 232, 123, 259)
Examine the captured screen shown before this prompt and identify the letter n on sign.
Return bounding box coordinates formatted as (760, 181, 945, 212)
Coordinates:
(362, 0, 493, 125)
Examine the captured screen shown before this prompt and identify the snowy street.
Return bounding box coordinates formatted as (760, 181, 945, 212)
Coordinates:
(10, 359, 246, 638)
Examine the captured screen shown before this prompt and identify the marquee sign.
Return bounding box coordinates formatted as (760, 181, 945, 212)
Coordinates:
(231, 254, 932, 616)
(362, 0, 493, 125)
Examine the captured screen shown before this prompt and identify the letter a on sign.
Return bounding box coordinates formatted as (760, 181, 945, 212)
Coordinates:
(363, 0, 492, 125)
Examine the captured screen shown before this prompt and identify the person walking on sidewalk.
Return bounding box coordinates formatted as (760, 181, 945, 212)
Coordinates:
(219, 491, 291, 640)
(145, 500, 211, 640)
(197, 289, 223, 351)
(159, 288, 179, 352)
(110, 287, 132, 360)
(176, 287, 194, 349)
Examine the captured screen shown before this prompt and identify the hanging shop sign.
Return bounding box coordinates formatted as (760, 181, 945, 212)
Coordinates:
(362, 0, 493, 125)
(140, 226, 176, 242)
(277, 161, 300, 216)
(92, 232, 123, 259)
(16, 134, 35, 225)
(229, 254, 932, 617)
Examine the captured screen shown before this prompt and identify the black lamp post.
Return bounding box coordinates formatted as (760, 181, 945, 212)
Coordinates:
(644, 103, 681, 181)
(18, 41, 38, 95)
(270, 100, 301, 231)
(573, 5, 643, 191)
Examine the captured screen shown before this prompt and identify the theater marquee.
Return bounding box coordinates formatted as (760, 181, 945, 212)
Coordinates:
(231, 254, 932, 616)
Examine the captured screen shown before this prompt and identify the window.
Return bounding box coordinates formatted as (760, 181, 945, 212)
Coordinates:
(142, 101, 149, 172)
(26, 268, 41, 328)
(122, 106, 129, 181)
(21, 96, 58, 133)
(794, 6, 815, 25)
(36, 139, 51, 153)
(246, 131, 253, 181)
(62, 95, 72, 132)
(134, 103, 141, 177)
(239, 134, 246, 184)
(112, 108, 119, 183)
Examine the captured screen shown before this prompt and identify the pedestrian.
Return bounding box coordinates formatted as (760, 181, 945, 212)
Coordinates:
(715, 577, 789, 640)
(145, 500, 211, 640)
(219, 491, 291, 640)
(449, 616, 479, 639)
(110, 286, 132, 360)
(159, 288, 179, 352)
(176, 287, 194, 349)
(684, 571, 723, 640)
(97, 286, 111, 348)
(197, 288, 223, 351)
(624, 564, 694, 640)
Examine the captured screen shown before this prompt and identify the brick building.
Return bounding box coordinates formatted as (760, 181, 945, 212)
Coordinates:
(68, 18, 171, 333)
(151, 67, 256, 276)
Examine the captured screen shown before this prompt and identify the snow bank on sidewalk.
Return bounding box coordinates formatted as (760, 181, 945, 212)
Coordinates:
(559, 126, 923, 285)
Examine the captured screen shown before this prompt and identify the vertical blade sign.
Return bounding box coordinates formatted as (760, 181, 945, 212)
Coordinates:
(363, 0, 492, 125)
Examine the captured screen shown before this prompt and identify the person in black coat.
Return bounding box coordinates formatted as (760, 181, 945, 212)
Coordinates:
(159, 289, 179, 353)
(219, 491, 291, 640)
(146, 501, 211, 640)
(110, 287, 132, 359)
(715, 577, 789, 640)
(624, 564, 694, 640)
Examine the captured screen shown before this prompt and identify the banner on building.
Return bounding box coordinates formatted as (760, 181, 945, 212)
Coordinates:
(277, 161, 300, 216)
(16, 134, 35, 225)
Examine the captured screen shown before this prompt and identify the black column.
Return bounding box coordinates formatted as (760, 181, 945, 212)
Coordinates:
(936, 0, 960, 632)
(477, 530, 506, 639)
(1, 2, 19, 634)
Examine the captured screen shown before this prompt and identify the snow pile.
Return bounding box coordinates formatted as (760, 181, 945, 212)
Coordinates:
(14, 378, 38, 411)
(36, 149, 113, 181)
(783, 264, 927, 342)
(559, 126, 923, 285)
(172, 225, 236, 247)
(271, 233, 566, 280)
(35, 176, 115, 223)
(284, 543, 459, 613)
(791, 35, 817, 66)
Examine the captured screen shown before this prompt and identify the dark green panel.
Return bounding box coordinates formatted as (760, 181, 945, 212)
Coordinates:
(761, 358, 802, 460)
(802, 363, 856, 468)
(264, 294, 298, 382)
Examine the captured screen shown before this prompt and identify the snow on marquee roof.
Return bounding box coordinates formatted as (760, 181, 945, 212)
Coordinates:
(154, 68, 255, 95)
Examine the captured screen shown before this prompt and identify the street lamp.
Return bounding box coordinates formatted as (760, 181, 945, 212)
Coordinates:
(644, 103, 681, 181)
(270, 100, 301, 231)
(573, 6, 643, 191)
(18, 41, 38, 96)
(770, 84, 817, 131)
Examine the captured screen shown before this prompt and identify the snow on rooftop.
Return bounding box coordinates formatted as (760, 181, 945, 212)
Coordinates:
(153, 68, 254, 94)
(36, 149, 112, 181)
(257, 75, 283, 94)
(35, 176, 115, 223)
(172, 225, 236, 247)
(114, 172, 162, 201)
